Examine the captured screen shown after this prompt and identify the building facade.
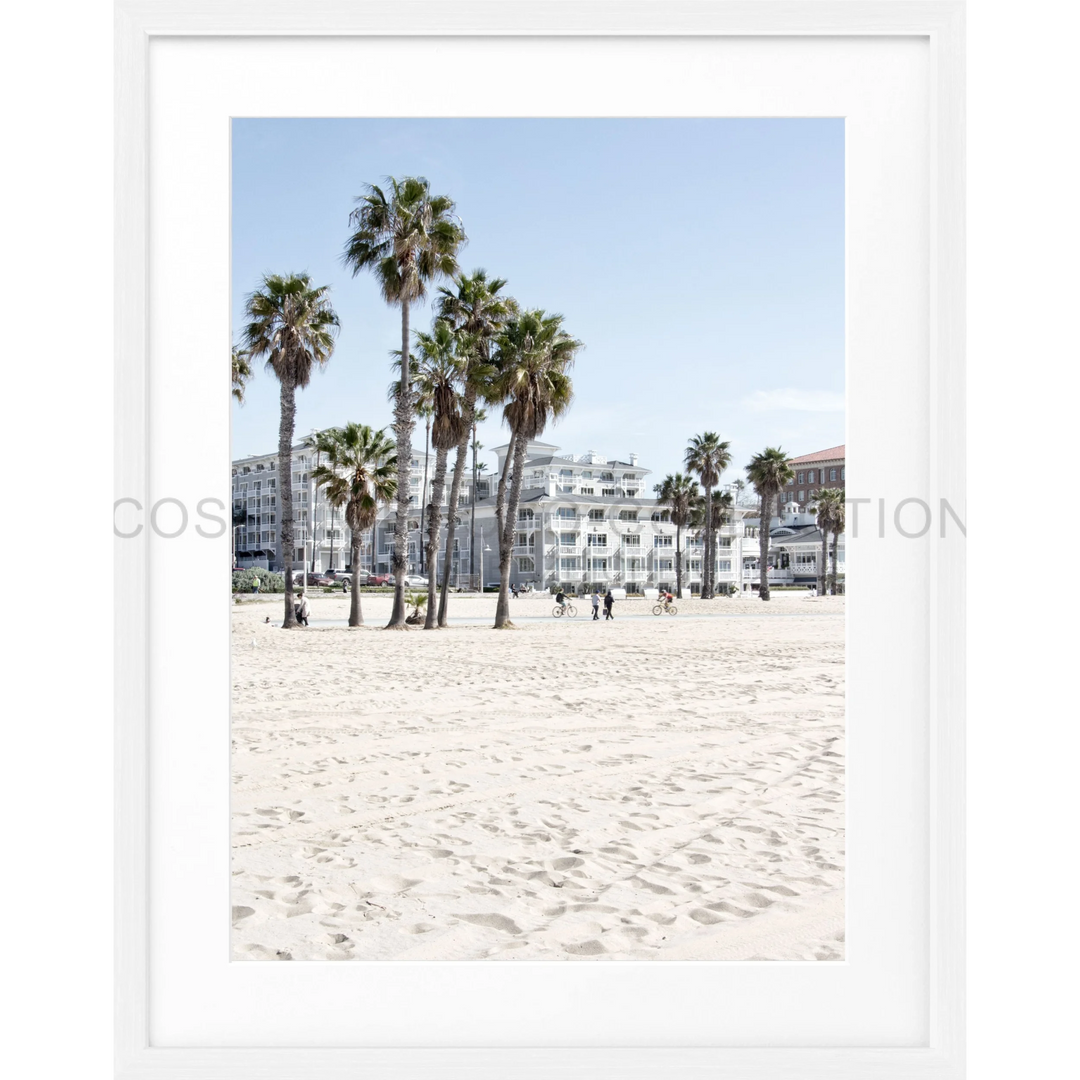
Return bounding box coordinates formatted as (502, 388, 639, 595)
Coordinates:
(231, 439, 845, 593)
(780, 444, 846, 507)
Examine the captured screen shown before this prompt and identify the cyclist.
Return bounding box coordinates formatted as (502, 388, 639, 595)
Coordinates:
(662, 590, 674, 610)
(555, 589, 568, 614)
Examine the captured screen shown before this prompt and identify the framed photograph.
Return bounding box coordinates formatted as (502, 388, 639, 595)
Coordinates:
(111, 2, 972, 1080)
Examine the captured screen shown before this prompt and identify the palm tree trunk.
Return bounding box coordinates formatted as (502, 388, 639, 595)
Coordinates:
(469, 421, 478, 588)
(758, 489, 771, 601)
(495, 431, 526, 628)
(387, 298, 412, 628)
(278, 376, 298, 628)
(703, 484, 713, 598)
(419, 415, 430, 573)
(349, 534, 363, 626)
(424, 446, 449, 628)
(829, 529, 839, 594)
(438, 392, 475, 626)
(675, 522, 683, 599)
(819, 525, 828, 596)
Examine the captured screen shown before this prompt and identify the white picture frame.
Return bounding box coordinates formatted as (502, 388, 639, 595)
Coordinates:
(115, 2, 964, 1077)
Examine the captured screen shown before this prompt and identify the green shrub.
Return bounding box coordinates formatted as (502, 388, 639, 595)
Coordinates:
(232, 568, 285, 593)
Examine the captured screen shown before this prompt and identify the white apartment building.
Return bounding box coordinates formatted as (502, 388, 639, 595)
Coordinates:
(231, 439, 840, 593)
(231, 443, 490, 577)
(455, 442, 752, 594)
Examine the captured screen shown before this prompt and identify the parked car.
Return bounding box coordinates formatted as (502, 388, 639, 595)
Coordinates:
(401, 574, 429, 588)
(289, 570, 328, 586)
(325, 569, 352, 583)
(366, 573, 394, 587)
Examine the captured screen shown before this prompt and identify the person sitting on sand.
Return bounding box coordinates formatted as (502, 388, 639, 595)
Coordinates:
(294, 590, 310, 627)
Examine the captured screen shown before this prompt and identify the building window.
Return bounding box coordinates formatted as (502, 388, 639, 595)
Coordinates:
(658, 559, 673, 571)
(602, 488, 616, 497)
(559, 468, 573, 478)
(787, 477, 794, 486)
(651, 510, 670, 522)
(654, 535, 673, 547)
(588, 509, 605, 521)
(618, 510, 638, 521)
(559, 532, 578, 546)
(809, 470, 817, 483)
(841, 467, 845, 480)
(517, 557, 534, 572)
(556, 508, 576, 520)
(587, 533, 607, 547)
(518, 509, 534, 521)
(717, 560, 731, 572)
(797, 472, 805, 484)
(622, 535, 641, 547)
(581, 471, 593, 480)
(830, 468, 837, 481)
(798, 490, 805, 502)
(580, 486, 594, 495)
(600, 472, 614, 482)
(559, 557, 579, 571)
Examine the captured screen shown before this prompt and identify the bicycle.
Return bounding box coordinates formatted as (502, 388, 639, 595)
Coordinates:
(552, 602, 577, 618)
(652, 601, 678, 616)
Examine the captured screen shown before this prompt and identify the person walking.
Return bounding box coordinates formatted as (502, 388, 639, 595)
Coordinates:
(591, 590, 601, 620)
(603, 589, 615, 620)
(294, 589, 310, 627)
(251, 574, 260, 595)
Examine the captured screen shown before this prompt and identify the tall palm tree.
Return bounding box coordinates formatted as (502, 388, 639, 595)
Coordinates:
(654, 472, 697, 599)
(468, 409, 488, 588)
(231, 345, 252, 404)
(343, 176, 466, 628)
(243, 273, 339, 627)
(828, 494, 846, 594)
(434, 270, 514, 624)
(684, 433, 732, 599)
(491, 310, 581, 628)
(405, 321, 467, 628)
(311, 424, 396, 627)
(813, 488, 842, 596)
(691, 489, 734, 595)
(386, 362, 433, 574)
(745, 447, 795, 602)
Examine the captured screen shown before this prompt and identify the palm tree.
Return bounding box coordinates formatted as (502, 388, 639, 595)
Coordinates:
(491, 310, 581, 628)
(243, 273, 339, 627)
(343, 176, 466, 628)
(231, 345, 252, 404)
(310, 424, 396, 627)
(691, 489, 734, 595)
(684, 433, 732, 599)
(434, 270, 514, 624)
(813, 488, 842, 596)
(468, 409, 488, 588)
(745, 447, 795, 601)
(406, 320, 467, 628)
(654, 473, 697, 599)
(386, 363, 433, 574)
(416, 395, 433, 573)
(828, 494, 846, 594)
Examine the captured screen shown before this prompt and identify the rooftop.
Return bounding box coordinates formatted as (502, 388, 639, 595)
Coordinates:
(789, 445, 845, 465)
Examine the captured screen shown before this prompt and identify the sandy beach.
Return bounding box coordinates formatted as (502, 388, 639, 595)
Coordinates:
(231, 591, 845, 961)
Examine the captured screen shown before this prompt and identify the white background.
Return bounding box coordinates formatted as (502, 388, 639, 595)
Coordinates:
(147, 32, 928, 1049)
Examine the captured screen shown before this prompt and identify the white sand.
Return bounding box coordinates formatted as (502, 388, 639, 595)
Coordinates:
(231, 591, 845, 961)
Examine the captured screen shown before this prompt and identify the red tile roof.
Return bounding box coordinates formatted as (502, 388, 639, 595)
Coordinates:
(789, 445, 845, 465)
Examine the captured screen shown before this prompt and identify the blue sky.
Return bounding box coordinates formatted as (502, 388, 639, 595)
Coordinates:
(232, 119, 844, 486)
